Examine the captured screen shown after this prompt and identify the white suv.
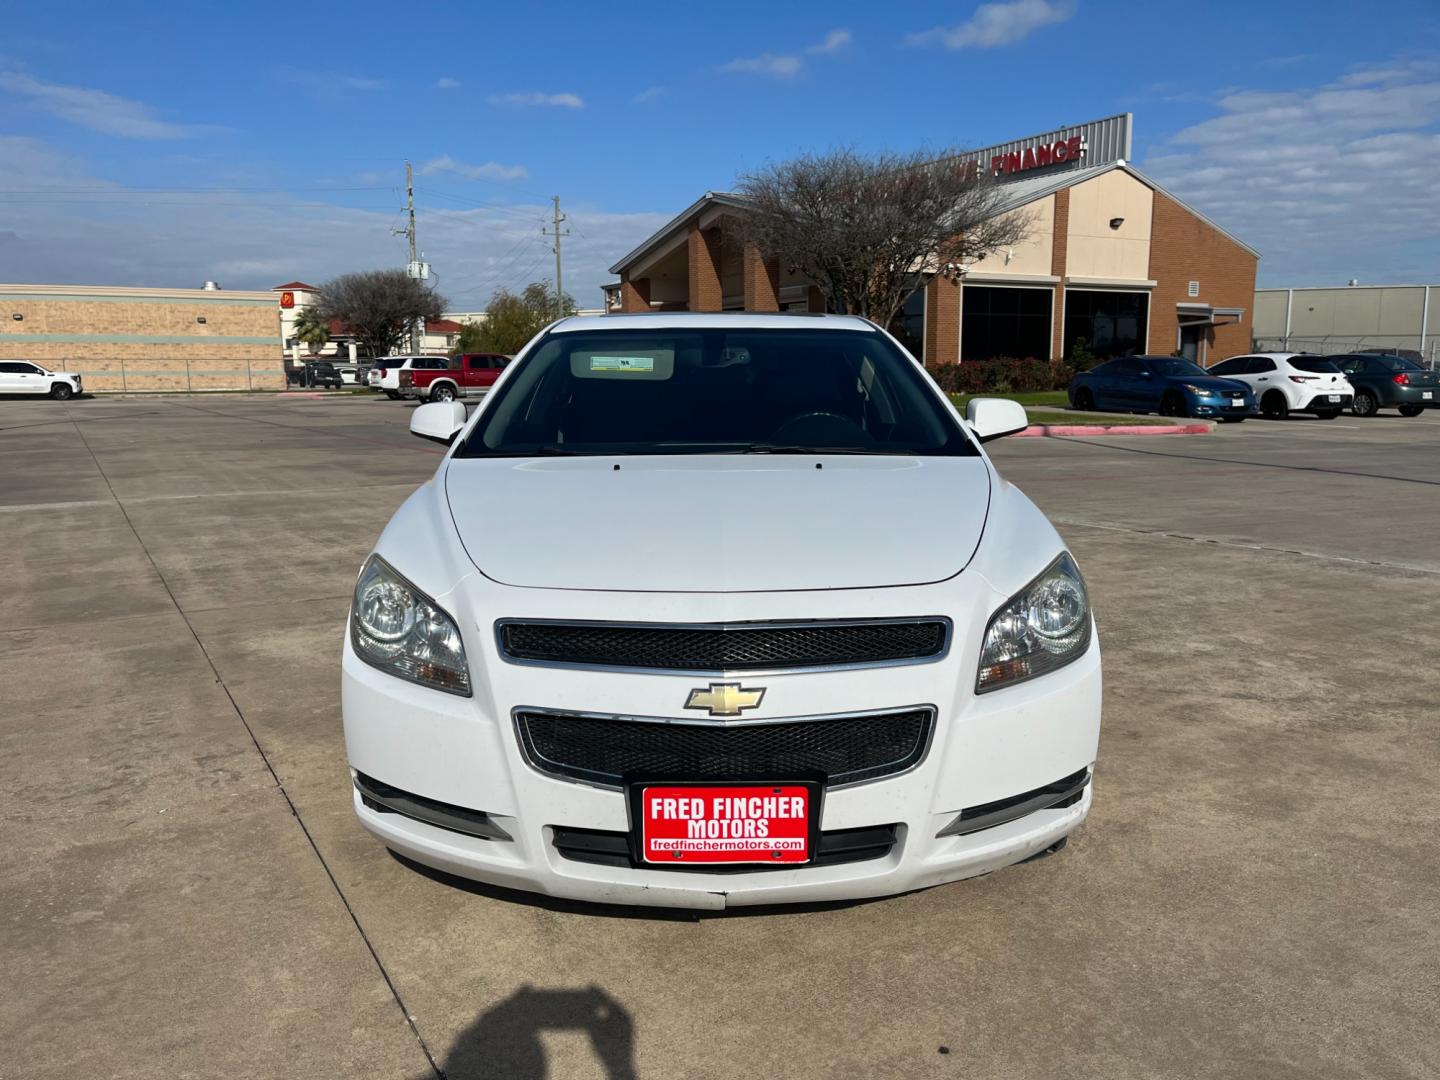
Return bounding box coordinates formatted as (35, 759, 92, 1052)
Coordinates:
(0, 360, 83, 400)
(369, 355, 450, 399)
(1207, 353, 1353, 420)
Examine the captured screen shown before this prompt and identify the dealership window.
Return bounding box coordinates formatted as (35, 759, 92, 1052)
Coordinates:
(960, 286, 1052, 361)
(891, 286, 926, 361)
(1062, 290, 1149, 360)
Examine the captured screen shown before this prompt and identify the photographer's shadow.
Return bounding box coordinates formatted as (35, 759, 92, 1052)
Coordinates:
(431, 984, 637, 1080)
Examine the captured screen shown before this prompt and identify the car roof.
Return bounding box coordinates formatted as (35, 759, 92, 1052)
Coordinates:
(548, 312, 877, 334)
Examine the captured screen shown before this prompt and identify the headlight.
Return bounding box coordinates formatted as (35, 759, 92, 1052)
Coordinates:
(976, 553, 1091, 693)
(1182, 384, 1217, 396)
(350, 556, 471, 696)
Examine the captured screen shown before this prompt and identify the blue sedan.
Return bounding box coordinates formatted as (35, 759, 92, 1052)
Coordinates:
(1068, 355, 1257, 421)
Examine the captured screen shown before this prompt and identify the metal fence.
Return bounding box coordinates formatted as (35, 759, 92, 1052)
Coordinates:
(1252, 336, 1440, 370)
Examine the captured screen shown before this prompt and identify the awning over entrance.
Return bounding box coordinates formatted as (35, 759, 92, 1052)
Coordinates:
(1176, 302, 1245, 328)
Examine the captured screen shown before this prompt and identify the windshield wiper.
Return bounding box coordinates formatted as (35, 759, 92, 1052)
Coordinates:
(735, 444, 896, 455)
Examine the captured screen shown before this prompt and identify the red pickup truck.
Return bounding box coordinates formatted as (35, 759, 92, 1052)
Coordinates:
(399, 354, 511, 402)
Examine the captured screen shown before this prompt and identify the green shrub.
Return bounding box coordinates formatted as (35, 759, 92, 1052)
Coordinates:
(928, 357, 1075, 394)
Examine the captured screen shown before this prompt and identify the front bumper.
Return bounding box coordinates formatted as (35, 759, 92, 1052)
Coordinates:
(341, 579, 1102, 909)
(1188, 395, 1256, 418)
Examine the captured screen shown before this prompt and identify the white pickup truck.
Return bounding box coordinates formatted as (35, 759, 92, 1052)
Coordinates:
(0, 361, 83, 399)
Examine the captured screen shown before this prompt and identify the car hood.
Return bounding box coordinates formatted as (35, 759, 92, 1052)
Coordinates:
(443, 454, 991, 592)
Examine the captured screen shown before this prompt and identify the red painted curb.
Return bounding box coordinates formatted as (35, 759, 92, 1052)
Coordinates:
(1014, 422, 1211, 437)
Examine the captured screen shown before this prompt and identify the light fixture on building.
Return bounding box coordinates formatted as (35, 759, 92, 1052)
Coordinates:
(10, 313, 22, 321)
(1109, 217, 1124, 229)
(196, 316, 207, 324)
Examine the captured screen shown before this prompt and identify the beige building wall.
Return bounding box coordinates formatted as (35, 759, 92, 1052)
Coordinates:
(0, 284, 284, 391)
(1065, 170, 1153, 281)
(967, 196, 1054, 277)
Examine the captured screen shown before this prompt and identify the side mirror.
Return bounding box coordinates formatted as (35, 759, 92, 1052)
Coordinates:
(965, 397, 1030, 444)
(410, 400, 467, 445)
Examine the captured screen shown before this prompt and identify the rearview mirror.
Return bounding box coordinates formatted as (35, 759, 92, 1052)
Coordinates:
(965, 398, 1030, 444)
(410, 400, 467, 445)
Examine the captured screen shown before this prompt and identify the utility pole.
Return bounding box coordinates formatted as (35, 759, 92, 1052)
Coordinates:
(543, 195, 570, 318)
(405, 161, 418, 352)
(393, 161, 422, 353)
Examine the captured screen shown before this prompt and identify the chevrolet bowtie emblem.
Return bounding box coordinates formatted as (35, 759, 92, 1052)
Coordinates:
(684, 682, 766, 717)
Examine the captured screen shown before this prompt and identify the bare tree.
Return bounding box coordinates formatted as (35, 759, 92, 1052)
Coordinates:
(735, 148, 1031, 328)
(317, 269, 446, 358)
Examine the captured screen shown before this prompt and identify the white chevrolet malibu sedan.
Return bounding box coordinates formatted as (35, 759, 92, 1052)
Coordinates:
(342, 313, 1101, 909)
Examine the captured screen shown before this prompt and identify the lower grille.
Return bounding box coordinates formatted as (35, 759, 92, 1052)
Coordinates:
(355, 772, 511, 842)
(552, 823, 899, 871)
(936, 768, 1090, 838)
(515, 707, 934, 789)
(498, 619, 949, 672)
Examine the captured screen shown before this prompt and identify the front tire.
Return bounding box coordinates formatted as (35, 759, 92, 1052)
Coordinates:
(430, 384, 457, 403)
(1073, 387, 1095, 411)
(1159, 391, 1187, 418)
(1352, 391, 1378, 417)
(1398, 405, 1424, 417)
(49, 382, 74, 401)
(1261, 391, 1289, 420)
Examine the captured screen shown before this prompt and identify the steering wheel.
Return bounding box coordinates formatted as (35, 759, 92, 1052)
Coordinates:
(773, 411, 863, 441)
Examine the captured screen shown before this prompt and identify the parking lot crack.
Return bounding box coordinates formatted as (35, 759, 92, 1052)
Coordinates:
(1053, 517, 1440, 576)
(63, 404, 445, 1080)
(1051, 435, 1440, 487)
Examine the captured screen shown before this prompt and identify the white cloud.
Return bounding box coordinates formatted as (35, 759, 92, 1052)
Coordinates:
(0, 71, 220, 139)
(271, 67, 385, 102)
(487, 91, 584, 108)
(719, 53, 803, 78)
(632, 85, 665, 104)
(436, 77, 461, 90)
(720, 29, 851, 79)
(0, 136, 663, 303)
(906, 0, 1075, 49)
(1142, 59, 1440, 285)
(418, 155, 529, 181)
(807, 29, 852, 55)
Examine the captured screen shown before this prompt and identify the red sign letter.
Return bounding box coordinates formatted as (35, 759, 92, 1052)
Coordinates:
(1067, 135, 1083, 160)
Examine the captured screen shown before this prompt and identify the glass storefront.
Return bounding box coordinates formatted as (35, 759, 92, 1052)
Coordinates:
(960, 286, 1052, 361)
(891, 286, 926, 361)
(1062, 290, 1149, 360)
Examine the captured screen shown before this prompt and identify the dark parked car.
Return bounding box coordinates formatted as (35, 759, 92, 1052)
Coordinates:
(1331, 354, 1439, 417)
(295, 361, 343, 389)
(1068, 355, 1257, 421)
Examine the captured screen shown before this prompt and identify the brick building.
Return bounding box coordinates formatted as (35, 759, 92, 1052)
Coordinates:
(605, 114, 1259, 368)
(0, 283, 285, 391)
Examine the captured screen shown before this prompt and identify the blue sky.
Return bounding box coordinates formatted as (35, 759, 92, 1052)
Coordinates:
(1, 0, 1438, 306)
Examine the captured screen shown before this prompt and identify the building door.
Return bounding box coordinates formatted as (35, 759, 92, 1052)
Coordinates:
(1179, 323, 1206, 363)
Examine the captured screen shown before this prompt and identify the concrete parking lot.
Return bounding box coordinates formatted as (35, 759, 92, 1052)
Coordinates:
(3, 393, 1438, 1079)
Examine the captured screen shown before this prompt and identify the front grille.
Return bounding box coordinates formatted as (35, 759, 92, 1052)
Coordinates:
(515, 708, 934, 789)
(551, 823, 899, 871)
(498, 619, 949, 672)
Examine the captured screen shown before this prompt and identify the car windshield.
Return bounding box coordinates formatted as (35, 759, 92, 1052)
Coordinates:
(1288, 357, 1340, 374)
(1148, 358, 1207, 377)
(456, 326, 975, 457)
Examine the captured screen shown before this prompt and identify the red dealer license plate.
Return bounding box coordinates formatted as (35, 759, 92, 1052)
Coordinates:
(638, 784, 814, 865)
